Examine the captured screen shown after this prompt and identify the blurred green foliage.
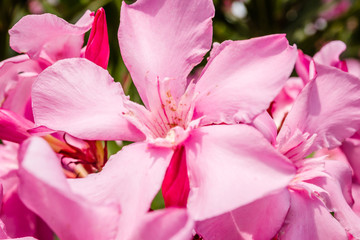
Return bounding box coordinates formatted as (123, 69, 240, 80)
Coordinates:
(0, 0, 359, 99)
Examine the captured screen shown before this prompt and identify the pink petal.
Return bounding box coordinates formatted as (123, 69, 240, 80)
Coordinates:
(162, 146, 190, 208)
(0, 55, 41, 119)
(0, 219, 9, 239)
(352, 183, 360, 216)
(85, 8, 109, 69)
(184, 124, 295, 220)
(1, 189, 53, 239)
(0, 141, 19, 189)
(17, 137, 120, 240)
(271, 77, 304, 128)
(2, 79, 35, 121)
(32, 58, 145, 141)
(196, 189, 290, 240)
(295, 50, 312, 84)
(321, 160, 360, 239)
(250, 111, 277, 145)
(346, 58, 360, 79)
(340, 135, 360, 182)
(129, 208, 194, 240)
(194, 34, 297, 125)
(118, 0, 214, 107)
(277, 64, 360, 161)
(9, 10, 93, 63)
(67, 142, 174, 239)
(279, 190, 347, 240)
(313, 41, 347, 67)
(0, 110, 34, 143)
(0, 184, 45, 240)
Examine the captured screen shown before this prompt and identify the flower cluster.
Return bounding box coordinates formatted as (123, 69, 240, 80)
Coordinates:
(1, 0, 360, 239)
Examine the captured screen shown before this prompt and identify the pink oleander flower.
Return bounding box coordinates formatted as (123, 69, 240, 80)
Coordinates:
(32, 0, 297, 229)
(196, 42, 360, 239)
(0, 8, 111, 237)
(284, 41, 360, 220)
(271, 40, 360, 128)
(0, 8, 111, 171)
(275, 44, 360, 239)
(0, 7, 109, 121)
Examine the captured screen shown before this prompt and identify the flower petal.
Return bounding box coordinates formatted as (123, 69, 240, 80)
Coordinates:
(162, 146, 190, 208)
(279, 190, 347, 240)
(129, 208, 194, 240)
(352, 183, 360, 216)
(346, 58, 360, 79)
(32, 58, 145, 141)
(17, 137, 120, 240)
(193, 35, 297, 125)
(271, 77, 304, 128)
(250, 111, 277, 145)
(9, 10, 93, 63)
(184, 124, 295, 220)
(1, 189, 53, 239)
(118, 0, 214, 107)
(277, 64, 360, 161)
(295, 50, 312, 84)
(0, 110, 34, 143)
(341, 134, 360, 182)
(0, 55, 41, 119)
(322, 160, 360, 239)
(313, 41, 347, 67)
(195, 189, 290, 240)
(85, 8, 109, 69)
(67, 142, 174, 239)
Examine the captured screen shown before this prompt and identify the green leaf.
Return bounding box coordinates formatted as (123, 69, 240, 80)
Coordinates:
(151, 189, 165, 210)
(124, 0, 137, 5)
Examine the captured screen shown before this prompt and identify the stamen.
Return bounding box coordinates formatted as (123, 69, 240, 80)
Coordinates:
(43, 135, 76, 153)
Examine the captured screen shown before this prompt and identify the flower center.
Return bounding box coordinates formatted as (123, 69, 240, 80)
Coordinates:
(44, 134, 107, 177)
(124, 77, 197, 145)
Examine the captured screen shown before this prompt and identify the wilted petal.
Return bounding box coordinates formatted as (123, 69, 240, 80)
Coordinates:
(196, 189, 290, 240)
(119, 0, 214, 107)
(32, 58, 145, 141)
(194, 35, 297, 125)
(277, 64, 360, 161)
(17, 137, 120, 240)
(9, 10, 93, 63)
(185, 124, 295, 220)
